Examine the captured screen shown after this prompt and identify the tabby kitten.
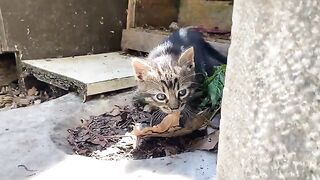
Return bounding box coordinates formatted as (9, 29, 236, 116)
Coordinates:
(132, 28, 227, 126)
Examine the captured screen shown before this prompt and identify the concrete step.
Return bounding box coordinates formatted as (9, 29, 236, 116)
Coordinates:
(21, 52, 136, 99)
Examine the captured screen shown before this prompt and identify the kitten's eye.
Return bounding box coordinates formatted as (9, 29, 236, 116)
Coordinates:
(178, 89, 187, 97)
(156, 93, 166, 101)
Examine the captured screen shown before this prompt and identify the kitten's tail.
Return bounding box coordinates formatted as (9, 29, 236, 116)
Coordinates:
(204, 41, 228, 65)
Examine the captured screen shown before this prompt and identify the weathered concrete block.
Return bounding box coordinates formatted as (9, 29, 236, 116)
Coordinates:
(22, 52, 136, 97)
(218, 0, 320, 179)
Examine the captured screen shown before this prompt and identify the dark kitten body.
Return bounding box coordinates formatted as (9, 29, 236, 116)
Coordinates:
(132, 28, 227, 127)
(148, 27, 227, 82)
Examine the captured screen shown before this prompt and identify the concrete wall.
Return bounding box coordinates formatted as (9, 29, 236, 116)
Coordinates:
(0, 0, 127, 60)
(218, 0, 320, 179)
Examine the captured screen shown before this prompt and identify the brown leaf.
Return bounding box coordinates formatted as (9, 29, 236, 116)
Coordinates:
(188, 130, 219, 151)
(108, 107, 121, 116)
(132, 111, 180, 136)
(90, 138, 102, 145)
(132, 109, 212, 138)
(81, 134, 91, 141)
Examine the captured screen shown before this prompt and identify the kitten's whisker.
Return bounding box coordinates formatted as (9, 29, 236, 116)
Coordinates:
(184, 105, 197, 119)
(151, 109, 165, 125)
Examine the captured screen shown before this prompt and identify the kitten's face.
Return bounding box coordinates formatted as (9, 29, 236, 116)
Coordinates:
(132, 47, 196, 114)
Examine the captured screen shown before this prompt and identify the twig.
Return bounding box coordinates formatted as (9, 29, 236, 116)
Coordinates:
(17, 164, 37, 172)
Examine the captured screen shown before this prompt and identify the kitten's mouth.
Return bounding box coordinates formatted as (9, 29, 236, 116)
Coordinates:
(161, 104, 186, 114)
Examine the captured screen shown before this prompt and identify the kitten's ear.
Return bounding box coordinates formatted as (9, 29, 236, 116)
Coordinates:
(178, 47, 195, 68)
(131, 58, 152, 81)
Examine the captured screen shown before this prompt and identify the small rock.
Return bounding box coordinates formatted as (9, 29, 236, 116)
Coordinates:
(108, 107, 121, 116)
(34, 99, 41, 105)
(143, 105, 152, 112)
(206, 126, 216, 135)
(210, 113, 221, 128)
(169, 22, 179, 30)
(19, 98, 30, 106)
(27, 86, 38, 96)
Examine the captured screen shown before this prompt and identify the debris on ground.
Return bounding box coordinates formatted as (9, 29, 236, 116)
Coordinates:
(67, 64, 225, 160)
(188, 130, 219, 151)
(67, 105, 220, 160)
(67, 105, 148, 158)
(169, 22, 180, 31)
(0, 81, 64, 111)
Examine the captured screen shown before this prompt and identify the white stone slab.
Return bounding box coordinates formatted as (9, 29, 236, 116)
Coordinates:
(0, 93, 217, 180)
(22, 52, 136, 96)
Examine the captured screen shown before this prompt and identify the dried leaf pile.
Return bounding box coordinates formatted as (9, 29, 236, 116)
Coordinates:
(68, 105, 147, 158)
(0, 83, 57, 111)
(67, 65, 225, 160)
(67, 105, 219, 161)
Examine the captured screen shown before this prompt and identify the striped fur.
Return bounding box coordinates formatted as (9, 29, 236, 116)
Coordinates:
(132, 28, 226, 126)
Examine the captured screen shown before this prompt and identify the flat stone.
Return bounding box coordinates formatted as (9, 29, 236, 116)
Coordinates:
(0, 92, 217, 180)
(22, 52, 136, 96)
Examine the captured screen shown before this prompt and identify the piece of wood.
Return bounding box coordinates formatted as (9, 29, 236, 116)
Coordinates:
(0, 9, 9, 52)
(135, 0, 178, 28)
(178, 0, 233, 32)
(121, 28, 230, 56)
(126, 0, 136, 29)
(121, 28, 168, 53)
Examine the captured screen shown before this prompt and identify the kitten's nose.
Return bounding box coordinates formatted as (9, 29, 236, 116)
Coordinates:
(169, 102, 180, 110)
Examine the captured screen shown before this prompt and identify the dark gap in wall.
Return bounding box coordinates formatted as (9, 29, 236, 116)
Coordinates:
(0, 52, 17, 86)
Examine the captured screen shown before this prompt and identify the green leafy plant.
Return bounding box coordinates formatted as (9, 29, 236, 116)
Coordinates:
(201, 64, 227, 109)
